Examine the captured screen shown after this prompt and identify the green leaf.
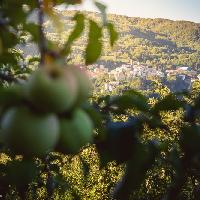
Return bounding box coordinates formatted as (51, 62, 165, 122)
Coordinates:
(85, 20, 102, 65)
(107, 23, 118, 46)
(95, 1, 107, 14)
(88, 20, 102, 40)
(62, 13, 85, 56)
(95, 1, 107, 25)
(67, 14, 85, 45)
(85, 41, 102, 65)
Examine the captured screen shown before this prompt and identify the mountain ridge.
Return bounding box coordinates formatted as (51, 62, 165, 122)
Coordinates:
(58, 9, 200, 25)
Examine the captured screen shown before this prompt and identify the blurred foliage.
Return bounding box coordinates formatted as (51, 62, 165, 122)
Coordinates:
(1, 1, 200, 200)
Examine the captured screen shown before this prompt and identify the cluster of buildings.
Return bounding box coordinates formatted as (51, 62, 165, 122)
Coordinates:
(86, 61, 200, 93)
(108, 64, 164, 81)
(166, 67, 197, 78)
(88, 62, 164, 81)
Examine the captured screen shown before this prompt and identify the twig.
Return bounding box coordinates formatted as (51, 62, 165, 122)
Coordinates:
(36, 0, 46, 65)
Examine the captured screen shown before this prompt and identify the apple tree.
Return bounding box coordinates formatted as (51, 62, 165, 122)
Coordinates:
(0, 1, 200, 200)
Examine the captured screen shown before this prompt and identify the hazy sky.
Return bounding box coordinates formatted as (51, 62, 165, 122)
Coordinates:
(67, 0, 200, 23)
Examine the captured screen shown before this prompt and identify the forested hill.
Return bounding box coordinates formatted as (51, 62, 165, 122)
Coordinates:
(44, 10, 200, 70)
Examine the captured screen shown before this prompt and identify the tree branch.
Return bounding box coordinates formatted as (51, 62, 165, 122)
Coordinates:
(36, 0, 46, 65)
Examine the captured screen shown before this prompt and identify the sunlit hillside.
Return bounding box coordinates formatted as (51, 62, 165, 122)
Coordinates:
(44, 10, 200, 70)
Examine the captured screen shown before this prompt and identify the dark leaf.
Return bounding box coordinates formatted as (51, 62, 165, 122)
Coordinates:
(105, 121, 139, 164)
(112, 142, 156, 199)
(95, 139, 114, 167)
(110, 94, 150, 113)
(85, 20, 102, 65)
(63, 13, 85, 55)
(107, 23, 118, 46)
(0, 85, 24, 109)
(146, 116, 168, 130)
(0, 29, 17, 49)
(0, 52, 18, 65)
(6, 159, 37, 187)
(82, 103, 103, 129)
(85, 40, 102, 65)
(180, 125, 200, 155)
(151, 95, 185, 115)
(1, 1, 27, 26)
(95, 1, 107, 25)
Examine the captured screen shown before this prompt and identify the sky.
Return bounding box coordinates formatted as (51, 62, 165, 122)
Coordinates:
(65, 0, 200, 23)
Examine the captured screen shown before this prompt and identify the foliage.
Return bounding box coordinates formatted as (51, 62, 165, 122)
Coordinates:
(0, 1, 200, 200)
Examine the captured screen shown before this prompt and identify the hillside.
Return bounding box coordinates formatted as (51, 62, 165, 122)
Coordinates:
(41, 10, 200, 70)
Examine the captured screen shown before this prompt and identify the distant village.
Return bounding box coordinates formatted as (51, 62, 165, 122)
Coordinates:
(86, 61, 200, 93)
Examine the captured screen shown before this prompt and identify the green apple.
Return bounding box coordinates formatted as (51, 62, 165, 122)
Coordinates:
(1, 106, 59, 156)
(26, 67, 78, 113)
(57, 109, 93, 154)
(68, 65, 92, 105)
